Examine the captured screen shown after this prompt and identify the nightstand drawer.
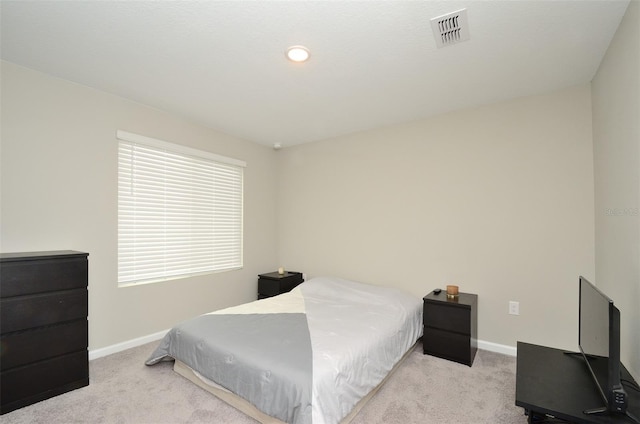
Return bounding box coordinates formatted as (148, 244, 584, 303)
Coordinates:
(424, 303, 470, 335)
(424, 327, 474, 365)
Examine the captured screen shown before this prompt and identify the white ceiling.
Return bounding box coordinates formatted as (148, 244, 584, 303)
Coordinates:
(0, 1, 630, 148)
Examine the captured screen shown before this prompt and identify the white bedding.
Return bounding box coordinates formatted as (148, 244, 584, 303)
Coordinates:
(300, 277, 422, 423)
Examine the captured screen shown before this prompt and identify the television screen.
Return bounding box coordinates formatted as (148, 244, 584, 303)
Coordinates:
(578, 276, 627, 415)
(579, 278, 611, 394)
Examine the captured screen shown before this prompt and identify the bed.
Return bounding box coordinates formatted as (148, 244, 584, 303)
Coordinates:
(145, 276, 423, 424)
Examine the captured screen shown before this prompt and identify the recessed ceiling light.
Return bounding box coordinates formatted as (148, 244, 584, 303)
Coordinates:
(286, 45, 310, 63)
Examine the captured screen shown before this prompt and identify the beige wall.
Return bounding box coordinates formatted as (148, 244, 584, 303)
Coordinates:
(0, 61, 279, 351)
(592, 1, 640, 380)
(277, 84, 595, 351)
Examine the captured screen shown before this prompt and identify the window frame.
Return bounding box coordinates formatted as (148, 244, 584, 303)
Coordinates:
(116, 130, 245, 287)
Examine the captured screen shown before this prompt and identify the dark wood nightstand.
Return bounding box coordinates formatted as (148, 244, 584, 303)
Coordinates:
(423, 290, 477, 366)
(257, 271, 304, 299)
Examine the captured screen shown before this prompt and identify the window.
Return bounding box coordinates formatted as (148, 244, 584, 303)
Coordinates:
(117, 130, 245, 286)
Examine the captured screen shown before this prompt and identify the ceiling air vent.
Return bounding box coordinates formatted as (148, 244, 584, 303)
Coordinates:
(430, 9, 470, 48)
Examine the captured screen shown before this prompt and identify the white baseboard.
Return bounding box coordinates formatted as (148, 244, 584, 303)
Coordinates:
(89, 329, 168, 361)
(89, 331, 518, 361)
(478, 339, 517, 356)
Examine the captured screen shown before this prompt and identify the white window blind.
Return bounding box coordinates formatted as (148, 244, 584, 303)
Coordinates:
(117, 130, 245, 286)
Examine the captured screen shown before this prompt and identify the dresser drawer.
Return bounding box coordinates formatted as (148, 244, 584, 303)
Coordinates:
(0, 289, 88, 333)
(423, 327, 474, 365)
(0, 256, 87, 297)
(424, 302, 471, 335)
(1, 320, 88, 371)
(0, 350, 89, 414)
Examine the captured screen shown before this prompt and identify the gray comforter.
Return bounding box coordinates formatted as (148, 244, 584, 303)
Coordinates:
(146, 312, 313, 423)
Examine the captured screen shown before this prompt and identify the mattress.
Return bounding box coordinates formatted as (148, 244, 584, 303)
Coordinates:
(145, 276, 423, 424)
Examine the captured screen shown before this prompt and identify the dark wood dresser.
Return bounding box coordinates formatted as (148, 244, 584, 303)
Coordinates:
(0, 250, 89, 414)
(423, 290, 477, 366)
(258, 271, 304, 299)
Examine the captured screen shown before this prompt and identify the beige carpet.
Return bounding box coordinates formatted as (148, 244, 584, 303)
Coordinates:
(1, 341, 526, 423)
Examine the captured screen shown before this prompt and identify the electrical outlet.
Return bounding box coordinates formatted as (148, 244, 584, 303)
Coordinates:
(509, 301, 520, 315)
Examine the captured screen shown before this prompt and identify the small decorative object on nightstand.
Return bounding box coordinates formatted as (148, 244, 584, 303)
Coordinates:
(423, 289, 477, 366)
(257, 271, 304, 299)
(446, 284, 459, 298)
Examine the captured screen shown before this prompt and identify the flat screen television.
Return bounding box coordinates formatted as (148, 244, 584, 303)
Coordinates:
(578, 276, 628, 415)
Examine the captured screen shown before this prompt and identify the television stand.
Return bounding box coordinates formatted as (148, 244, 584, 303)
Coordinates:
(561, 351, 639, 423)
(516, 342, 640, 424)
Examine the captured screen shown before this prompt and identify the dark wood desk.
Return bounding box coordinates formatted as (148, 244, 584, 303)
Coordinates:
(516, 342, 639, 424)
